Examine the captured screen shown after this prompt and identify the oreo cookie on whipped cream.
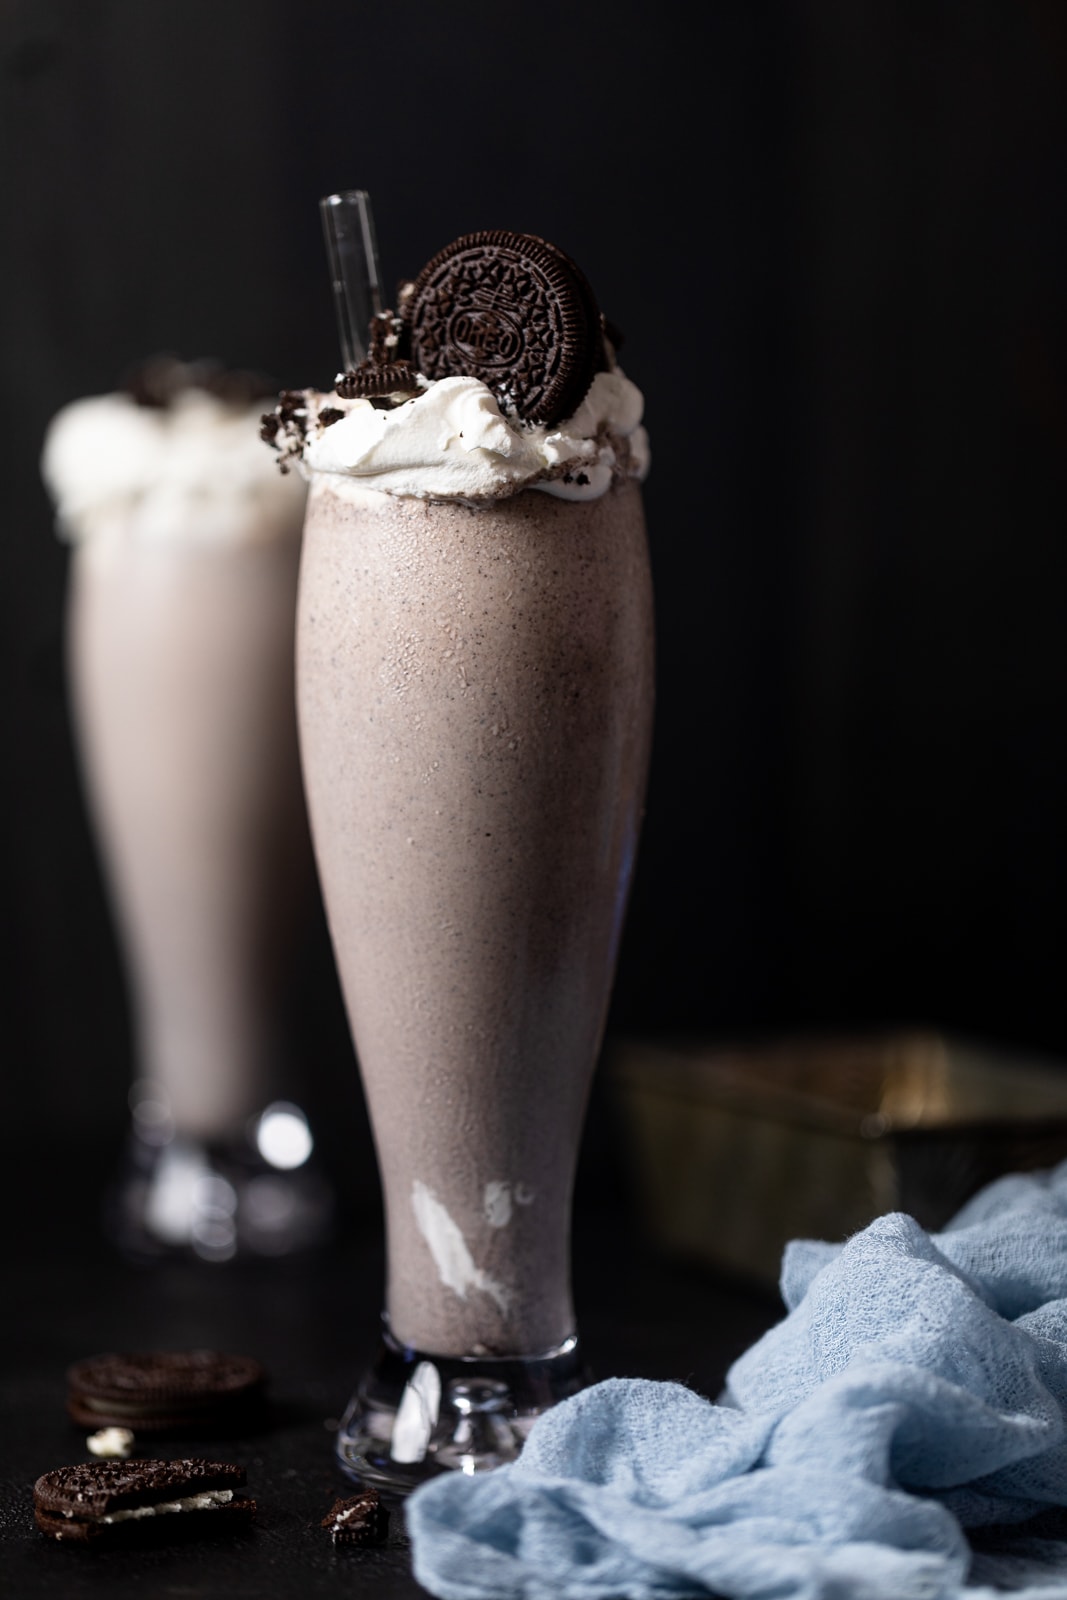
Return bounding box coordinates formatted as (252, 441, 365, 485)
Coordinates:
(400, 229, 606, 425)
(259, 225, 649, 500)
(33, 1458, 254, 1545)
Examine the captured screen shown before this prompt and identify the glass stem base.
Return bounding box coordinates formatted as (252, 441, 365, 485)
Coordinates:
(336, 1318, 588, 1493)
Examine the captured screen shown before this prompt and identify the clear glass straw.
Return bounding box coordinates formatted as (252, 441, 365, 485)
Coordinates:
(320, 190, 384, 372)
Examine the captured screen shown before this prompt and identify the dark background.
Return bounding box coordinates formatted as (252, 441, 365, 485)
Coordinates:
(2, 0, 1066, 1212)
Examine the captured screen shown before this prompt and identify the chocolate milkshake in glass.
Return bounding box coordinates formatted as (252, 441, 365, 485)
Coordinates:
(42, 360, 332, 1261)
(266, 213, 653, 1486)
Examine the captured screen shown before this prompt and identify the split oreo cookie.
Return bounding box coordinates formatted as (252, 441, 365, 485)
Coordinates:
(336, 361, 419, 400)
(321, 1487, 389, 1546)
(67, 1350, 267, 1436)
(402, 230, 605, 425)
(34, 1458, 255, 1545)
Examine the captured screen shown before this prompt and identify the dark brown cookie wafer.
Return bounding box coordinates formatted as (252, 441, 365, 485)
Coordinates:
(122, 354, 188, 408)
(402, 230, 604, 425)
(367, 308, 406, 366)
(335, 362, 419, 400)
(124, 356, 277, 410)
(34, 1458, 254, 1545)
(67, 1350, 267, 1435)
(198, 365, 279, 407)
(35, 1497, 255, 1545)
(321, 1488, 389, 1546)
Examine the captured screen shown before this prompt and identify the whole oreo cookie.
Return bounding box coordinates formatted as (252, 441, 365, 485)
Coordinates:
(67, 1350, 267, 1435)
(34, 1457, 255, 1545)
(402, 230, 605, 425)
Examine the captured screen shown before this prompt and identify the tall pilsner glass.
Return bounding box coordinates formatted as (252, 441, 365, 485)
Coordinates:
(46, 370, 330, 1260)
(296, 471, 654, 1486)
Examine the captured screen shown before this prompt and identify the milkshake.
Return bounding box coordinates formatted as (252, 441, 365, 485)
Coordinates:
(265, 230, 653, 1479)
(43, 359, 331, 1260)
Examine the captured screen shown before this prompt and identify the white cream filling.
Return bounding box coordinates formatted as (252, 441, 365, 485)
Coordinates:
(86, 1488, 234, 1523)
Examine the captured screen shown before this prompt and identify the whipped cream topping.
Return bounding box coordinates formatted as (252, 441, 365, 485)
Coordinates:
(266, 369, 650, 503)
(42, 389, 307, 546)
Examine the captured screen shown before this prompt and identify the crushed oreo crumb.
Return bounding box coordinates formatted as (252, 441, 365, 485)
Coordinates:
(367, 309, 405, 366)
(260, 389, 313, 473)
(203, 366, 279, 407)
(260, 389, 308, 445)
(124, 356, 278, 410)
(123, 356, 184, 408)
(321, 1488, 388, 1547)
(318, 407, 344, 429)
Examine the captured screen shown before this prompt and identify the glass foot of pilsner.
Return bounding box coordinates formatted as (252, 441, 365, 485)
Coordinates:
(337, 1321, 587, 1491)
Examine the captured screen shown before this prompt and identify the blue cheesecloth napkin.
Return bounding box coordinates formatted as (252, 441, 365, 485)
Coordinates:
(405, 1161, 1067, 1600)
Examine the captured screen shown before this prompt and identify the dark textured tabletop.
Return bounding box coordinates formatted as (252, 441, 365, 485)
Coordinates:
(0, 1134, 779, 1598)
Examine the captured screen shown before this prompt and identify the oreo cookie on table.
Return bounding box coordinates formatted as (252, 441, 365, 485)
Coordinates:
(67, 1351, 267, 1436)
(320, 1487, 389, 1547)
(401, 230, 607, 425)
(34, 1458, 254, 1545)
